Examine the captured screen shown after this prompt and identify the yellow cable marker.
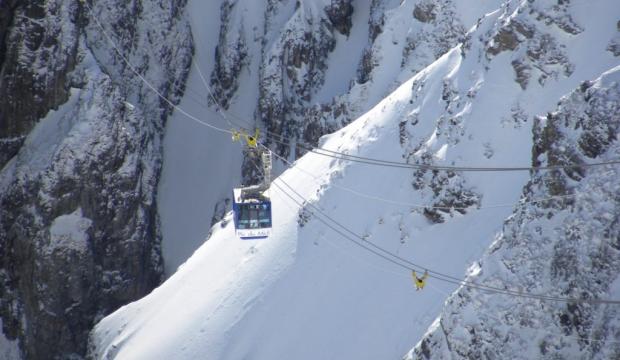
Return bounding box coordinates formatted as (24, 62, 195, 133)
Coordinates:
(246, 128, 259, 148)
(232, 129, 240, 142)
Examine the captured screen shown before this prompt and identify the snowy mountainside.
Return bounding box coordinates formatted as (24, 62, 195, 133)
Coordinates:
(212, 0, 487, 158)
(409, 65, 620, 360)
(0, 0, 615, 358)
(404, 1, 620, 358)
(0, 0, 192, 358)
(94, 0, 620, 359)
(160, 0, 501, 276)
(92, 47, 517, 360)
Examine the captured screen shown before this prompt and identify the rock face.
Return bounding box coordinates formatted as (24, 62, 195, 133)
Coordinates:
(210, 0, 249, 110)
(199, 0, 478, 229)
(4, 0, 616, 358)
(258, 1, 338, 159)
(208, 0, 469, 178)
(0, 0, 192, 359)
(325, 0, 354, 36)
(485, 0, 579, 89)
(408, 66, 620, 360)
(0, 0, 79, 168)
(607, 21, 620, 57)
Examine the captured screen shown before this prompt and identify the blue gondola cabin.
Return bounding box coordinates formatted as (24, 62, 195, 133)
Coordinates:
(233, 188, 272, 239)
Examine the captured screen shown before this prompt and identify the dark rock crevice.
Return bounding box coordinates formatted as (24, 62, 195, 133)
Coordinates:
(0, 0, 81, 169)
(0, 0, 193, 359)
(324, 0, 354, 36)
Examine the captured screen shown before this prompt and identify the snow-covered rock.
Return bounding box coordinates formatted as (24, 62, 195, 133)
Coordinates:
(409, 64, 620, 360)
(0, 0, 192, 358)
(209, 0, 495, 163)
(0, 0, 80, 167)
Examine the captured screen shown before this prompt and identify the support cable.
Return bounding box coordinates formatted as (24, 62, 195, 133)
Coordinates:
(273, 177, 620, 305)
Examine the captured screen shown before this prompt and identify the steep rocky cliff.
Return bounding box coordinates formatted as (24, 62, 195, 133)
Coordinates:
(0, 0, 79, 168)
(0, 0, 192, 358)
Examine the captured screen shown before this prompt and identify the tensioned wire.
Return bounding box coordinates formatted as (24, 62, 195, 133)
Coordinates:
(273, 177, 620, 305)
(279, 185, 620, 348)
(195, 88, 620, 172)
(78, 0, 521, 213)
(258, 139, 580, 210)
(202, 70, 620, 172)
(183, 33, 586, 210)
(277, 189, 620, 348)
(275, 161, 620, 346)
(82, 0, 602, 223)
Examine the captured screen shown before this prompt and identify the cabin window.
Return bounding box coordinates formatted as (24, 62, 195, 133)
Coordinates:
(237, 203, 271, 229)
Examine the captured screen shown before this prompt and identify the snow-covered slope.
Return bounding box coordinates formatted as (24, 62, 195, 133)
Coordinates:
(92, 0, 619, 358)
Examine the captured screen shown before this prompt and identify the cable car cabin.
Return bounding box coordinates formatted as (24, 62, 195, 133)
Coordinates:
(232, 188, 272, 239)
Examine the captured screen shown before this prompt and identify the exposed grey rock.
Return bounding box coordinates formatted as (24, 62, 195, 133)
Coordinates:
(485, 1, 576, 89)
(207, 0, 470, 188)
(0, 0, 193, 358)
(210, 0, 249, 109)
(487, 26, 521, 55)
(0, 0, 18, 65)
(0, 0, 79, 168)
(257, 1, 337, 159)
(210, 198, 231, 229)
(608, 39, 620, 57)
(367, 0, 384, 42)
(511, 58, 531, 90)
(531, 0, 583, 35)
(324, 0, 354, 36)
(413, 1, 436, 23)
(356, 47, 375, 84)
(402, 0, 466, 72)
(355, 0, 384, 84)
(607, 21, 620, 57)
(412, 159, 481, 224)
(400, 72, 482, 223)
(299, 100, 348, 156)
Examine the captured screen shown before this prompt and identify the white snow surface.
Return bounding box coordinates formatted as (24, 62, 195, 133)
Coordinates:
(0, 319, 20, 360)
(47, 208, 92, 255)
